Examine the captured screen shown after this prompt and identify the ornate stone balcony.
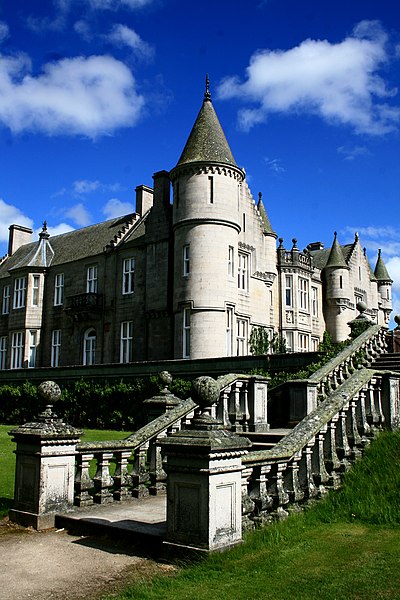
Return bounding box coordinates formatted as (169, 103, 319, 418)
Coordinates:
(65, 292, 103, 321)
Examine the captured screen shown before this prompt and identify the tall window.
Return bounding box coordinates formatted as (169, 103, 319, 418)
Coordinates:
(28, 330, 37, 368)
(120, 321, 133, 363)
(83, 328, 96, 366)
(228, 246, 234, 277)
(285, 275, 293, 307)
(299, 278, 309, 311)
(2, 285, 10, 315)
(32, 275, 40, 307)
(284, 331, 294, 353)
(51, 330, 61, 367)
(208, 176, 214, 204)
(183, 307, 190, 358)
(238, 252, 249, 291)
(87, 266, 98, 293)
(0, 336, 7, 370)
(226, 307, 234, 356)
(311, 287, 318, 317)
(54, 273, 64, 306)
(13, 277, 26, 309)
(11, 331, 24, 369)
(122, 258, 135, 295)
(299, 333, 309, 353)
(236, 318, 248, 356)
(183, 245, 190, 276)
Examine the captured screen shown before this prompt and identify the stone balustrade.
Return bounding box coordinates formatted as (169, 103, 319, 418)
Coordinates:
(242, 367, 400, 527)
(269, 324, 390, 425)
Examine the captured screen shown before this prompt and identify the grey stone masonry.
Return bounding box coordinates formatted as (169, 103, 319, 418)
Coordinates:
(9, 381, 82, 529)
(159, 376, 251, 553)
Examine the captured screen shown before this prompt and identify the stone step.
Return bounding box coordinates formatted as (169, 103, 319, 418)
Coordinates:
(371, 353, 400, 371)
(237, 428, 291, 449)
(55, 494, 167, 548)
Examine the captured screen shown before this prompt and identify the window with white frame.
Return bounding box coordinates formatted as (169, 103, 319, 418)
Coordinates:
(182, 307, 190, 358)
(11, 331, 24, 369)
(28, 330, 37, 368)
(120, 321, 133, 363)
(238, 252, 249, 291)
(86, 266, 98, 293)
(13, 277, 26, 309)
(236, 318, 248, 356)
(284, 330, 294, 353)
(285, 275, 293, 307)
(83, 328, 96, 366)
(2, 285, 10, 315)
(0, 336, 7, 370)
(122, 258, 135, 295)
(311, 286, 318, 317)
(228, 246, 234, 277)
(226, 307, 234, 356)
(51, 330, 61, 367)
(299, 278, 309, 311)
(183, 245, 190, 276)
(299, 333, 309, 353)
(32, 275, 40, 307)
(312, 338, 319, 352)
(54, 273, 64, 306)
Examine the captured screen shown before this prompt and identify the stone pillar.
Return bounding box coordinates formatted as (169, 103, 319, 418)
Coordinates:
(381, 373, 400, 431)
(159, 376, 251, 554)
(248, 377, 269, 432)
(9, 381, 82, 530)
(288, 380, 318, 425)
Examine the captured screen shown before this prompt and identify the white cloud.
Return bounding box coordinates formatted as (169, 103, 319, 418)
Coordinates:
(264, 157, 285, 174)
(218, 20, 400, 135)
(26, 0, 72, 33)
(72, 180, 102, 194)
(46, 222, 75, 237)
(0, 53, 145, 137)
(106, 24, 154, 60)
(74, 20, 92, 41)
(0, 198, 34, 243)
(65, 203, 92, 226)
(337, 145, 370, 161)
(0, 21, 9, 44)
(87, 0, 153, 9)
(102, 198, 134, 219)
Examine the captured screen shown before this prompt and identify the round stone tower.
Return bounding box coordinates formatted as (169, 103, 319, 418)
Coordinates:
(374, 248, 393, 325)
(169, 77, 245, 358)
(324, 232, 351, 342)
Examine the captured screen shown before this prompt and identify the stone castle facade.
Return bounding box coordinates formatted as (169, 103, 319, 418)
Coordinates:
(0, 83, 393, 369)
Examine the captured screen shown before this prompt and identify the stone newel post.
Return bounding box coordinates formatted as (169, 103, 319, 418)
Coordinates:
(9, 381, 82, 530)
(159, 376, 251, 553)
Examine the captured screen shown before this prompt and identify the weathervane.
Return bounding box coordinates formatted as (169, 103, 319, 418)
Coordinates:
(204, 73, 211, 101)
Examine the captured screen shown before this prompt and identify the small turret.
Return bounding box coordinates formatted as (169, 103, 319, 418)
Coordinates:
(324, 232, 351, 342)
(374, 249, 392, 325)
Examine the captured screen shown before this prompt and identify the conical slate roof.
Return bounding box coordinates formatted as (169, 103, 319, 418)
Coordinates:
(176, 79, 238, 169)
(374, 249, 393, 282)
(325, 232, 349, 269)
(257, 193, 276, 236)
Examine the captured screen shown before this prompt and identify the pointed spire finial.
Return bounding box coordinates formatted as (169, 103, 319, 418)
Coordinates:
(258, 191, 262, 202)
(204, 73, 211, 102)
(334, 231, 337, 238)
(42, 220, 47, 232)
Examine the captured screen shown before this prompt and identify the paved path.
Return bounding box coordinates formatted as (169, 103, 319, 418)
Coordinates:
(0, 496, 171, 600)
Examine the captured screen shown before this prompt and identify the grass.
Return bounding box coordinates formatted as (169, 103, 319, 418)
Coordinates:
(0, 424, 126, 518)
(105, 431, 400, 600)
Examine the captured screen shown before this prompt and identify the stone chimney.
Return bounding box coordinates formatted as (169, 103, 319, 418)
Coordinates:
(135, 185, 154, 217)
(8, 224, 33, 256)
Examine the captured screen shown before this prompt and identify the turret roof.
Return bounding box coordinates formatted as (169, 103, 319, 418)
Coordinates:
(325, 232, 349, 269)
(175, 77, 238, 169)
(374, 249, 393, 282)
(257, 193, 276, 236)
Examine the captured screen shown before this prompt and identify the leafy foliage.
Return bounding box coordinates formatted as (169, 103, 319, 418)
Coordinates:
(250, 327, 287, 355)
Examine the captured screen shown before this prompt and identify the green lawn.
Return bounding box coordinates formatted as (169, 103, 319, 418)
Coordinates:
(0, 424, 127, 518)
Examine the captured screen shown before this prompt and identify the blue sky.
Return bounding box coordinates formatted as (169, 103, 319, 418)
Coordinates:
(0, 0, 400, 316)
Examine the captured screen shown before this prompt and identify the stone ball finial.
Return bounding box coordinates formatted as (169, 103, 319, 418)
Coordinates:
(38, 381, 61, 404)
(356, 301, 367, 314)
(159, 370, 172, 390)
(191, 376, 220, 410)
(394, 315, 400, 329)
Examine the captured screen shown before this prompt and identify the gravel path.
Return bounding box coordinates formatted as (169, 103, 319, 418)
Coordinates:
(0, 522, 172, 600)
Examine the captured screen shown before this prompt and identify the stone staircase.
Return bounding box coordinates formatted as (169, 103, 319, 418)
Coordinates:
(237, 428, 291, 451)
(370, 353, 400, 372)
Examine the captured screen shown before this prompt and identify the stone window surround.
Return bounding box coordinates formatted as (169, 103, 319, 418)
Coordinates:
(11, 330, 24, 369)
(0, 335, 7, 369)
(54, 273, 64, 306)
(120, 320, 133, 364)
(51, 329, 61, 368)
(13, 276, 26, 310)
(2, 284, 10, 315)
(122, 257, 135, 295)
(86, 265, 98, 294)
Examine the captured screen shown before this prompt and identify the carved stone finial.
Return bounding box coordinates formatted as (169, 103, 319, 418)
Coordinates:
(292, 238, 298, 249)
(191, 376, 221, 430)
(204, 73, 211, 101)
(37, 381, 62, 422)
(258, 191, 262, 202)
(356, 300, 367, 315)
(278, 237, 284, 248)
(159, 370, 173, 395)
(394, 315, 400, 329)
(334, 231, 337, 238)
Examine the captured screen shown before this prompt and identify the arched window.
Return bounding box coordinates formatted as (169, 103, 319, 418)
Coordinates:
(83, 328, 96, 366)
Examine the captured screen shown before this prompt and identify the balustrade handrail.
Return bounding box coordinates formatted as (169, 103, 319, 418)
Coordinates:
(244, 367, 375, 465)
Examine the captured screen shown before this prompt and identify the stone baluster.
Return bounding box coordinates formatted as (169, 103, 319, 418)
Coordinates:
(241, 465, 256, 529)
(267, 461, 289, 518)
(131, 442, 150, 498)
(311, 425, 330, 496)
(241, 381, 250, 431)
(365, 380, 379, 433)
(335, 405, 352, 470)
(113, 450, 132, 501)
(248, 463, 274, 526)
(323, 417, 342, 488)
(336, 364, 345, 386)
(356, 387, 372, 443)
(299, 441, 317, 499)
(284, 451, 304, 503)
(74, 452, 94, 506)
(372, 376, 385, 428)
(229, 381, 244, 432)
(347, 397, 363, 460)
(93, 452, 114, 504)
(330, 369, 338, 390)
(217, 387, 230, 428)
(148, 435, 167, 495)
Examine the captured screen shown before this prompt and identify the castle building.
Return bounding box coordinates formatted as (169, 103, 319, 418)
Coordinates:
(0, 81, 393, 369)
